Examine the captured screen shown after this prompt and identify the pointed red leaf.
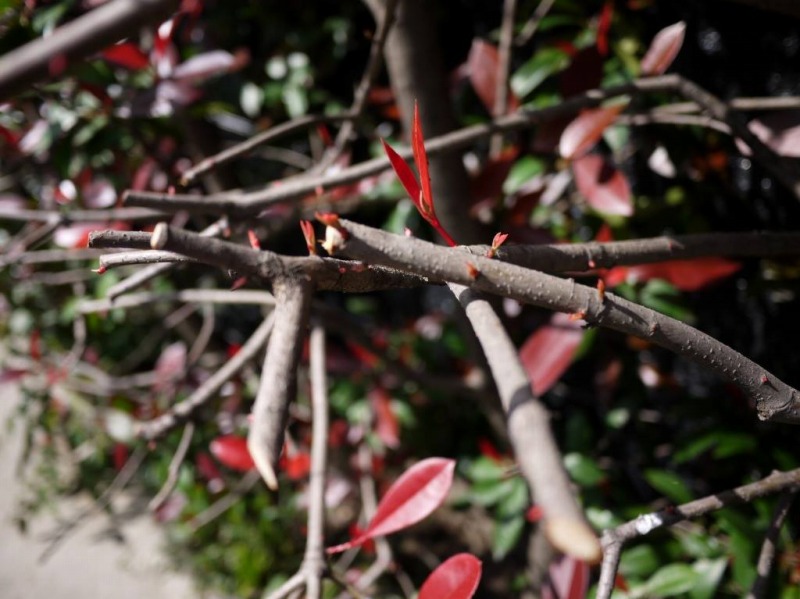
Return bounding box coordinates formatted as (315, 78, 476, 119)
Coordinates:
(412, 102, 435, 222)
(101, 43, 150, 70)
(640, 21, 686, 76)
(381, 138, 422, 205)
(327, 457, 455, 553)
(596, 1, 614, 56)
(520, 312, 585, 396)
(547, 555, 590, 599)
(466, 39, 520, 114)
(419, 553, 482, 599)
(572, 154, 633, 216)
(559, 104, 626, 159)
(153, 341, 187, 391)
(210, 435, 256, 472)
(739, 111, 800, 158)
(371, 388, 400, 449)
(604, 258, 741, 291)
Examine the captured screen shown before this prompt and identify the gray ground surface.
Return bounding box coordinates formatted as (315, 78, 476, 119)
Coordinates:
(0, 381, 199, 599)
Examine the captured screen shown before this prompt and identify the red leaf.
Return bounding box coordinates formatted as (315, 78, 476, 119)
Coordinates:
(559, 104, 626, 159)
(596, 1, 614, 56)
(572, 154, 633, 216)
(466, 40, 520, 114)
(640, 21, 686, 76)
(153, 341, 187, 391)
(559, 46, 604, 98)
(280, 451, 311, 480)
(210, 435, 256, 472)
(412, 102, 435, 223)
(739, 111, 800, 158)
(371, 388, 400, 448)
(419, 554, 482, 599)
(526, 505, 544, 522)
(547, 555, 590, 599)
(519, 312, 584, 396)
(101, 43, 150, 70)
(381, 139, 421, 205)
(196, 452, 223, 483)
(112, 443, 130, 471)
(171, 49, 246, 82)
(604, 258, 741, 291)
(55, 221, 128, 249)
(327, 457, 456, 553)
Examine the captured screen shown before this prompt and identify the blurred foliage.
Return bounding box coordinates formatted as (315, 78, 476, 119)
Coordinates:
(2, 0, 800, 598)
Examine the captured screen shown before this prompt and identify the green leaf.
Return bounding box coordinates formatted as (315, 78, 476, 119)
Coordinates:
(711, 432, 756, 459)
(465, 456, 506, 483)
(511, 47, 571, 99)
(689, 558, 727, 599)
(503, 156, 546, 195)
(496, 477, 529, 518)
(673, 434, 718, 464)
(644, 469, 693, 504)
(619, 544, 660, 579)
(469, 478, 516, 507)
(564, 452, 605, 487)
(632, 563, 701, 598)
(493, 515, 525, 560)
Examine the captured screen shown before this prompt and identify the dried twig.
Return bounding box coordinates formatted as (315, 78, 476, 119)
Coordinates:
(148, 422, 196, 512)
(746, 491, 797, 599)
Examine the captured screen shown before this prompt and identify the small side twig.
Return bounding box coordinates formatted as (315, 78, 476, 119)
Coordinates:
(596, 468, 800, 599)
(490, 0, 517, 157)
(746, 491, 797, 599)
(515, 0, 556, 46)
(148, 422, 196, 512)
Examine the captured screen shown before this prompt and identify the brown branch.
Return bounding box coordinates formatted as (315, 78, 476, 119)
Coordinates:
(124, 74, 800, 217)
(180, 113, 357, 186)
(137, 312, 275, 440)
(0, 0, 180, 101)
(89, 224, 432, 293)
(78, 288, 274, 314)
(515, 0, 556, 46)
(99, 250, 197, 269)
(490, 0, 517, 157)
(449, 282, 601, 562)
(104, 217, 228, 300)
(479, 231, 800, 273)
(746, 491, 797, 599)
(327, 219, 800, 423)
(596, 468, 800, 599)
(148, 422, 195, 512)
(0, 207, 169, 223)
(248, 277, 312, 490)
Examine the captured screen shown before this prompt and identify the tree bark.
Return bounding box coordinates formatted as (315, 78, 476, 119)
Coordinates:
(371, 0, 486, 243)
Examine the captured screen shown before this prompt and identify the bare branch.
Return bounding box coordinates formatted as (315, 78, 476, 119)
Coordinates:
(78, 288, 274, 314)
(490, 0, 517, 156)
(0, 0, 180, 101)
(248, 278, 312, 490)
(329, 219, 800, 423)
(137, 312, 275, 440)
(747, 491, 797, 599)
(479, 231, 800, 273)
(449, 283, 601, 561)
(596, 468, 800, 599)
(148, 422, 195, 512)
(515, 0, 556, 46)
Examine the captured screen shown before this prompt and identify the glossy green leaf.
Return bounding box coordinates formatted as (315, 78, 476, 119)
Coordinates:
(493, 515, 525, 560)
(632, 563, 701, 598)
(496, 478, 529, 518)
(564, 452, 605, 487)
(689, 558, 727, 599)
(619, 544, 660, 579)
(503, 156, 546, 195)
(644, 469, 693, 504)
(511, 47, 571, 99)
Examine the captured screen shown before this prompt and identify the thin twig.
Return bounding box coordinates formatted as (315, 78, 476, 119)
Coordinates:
(746, 491, 797, 599)
(596, 468, 800, 599)
(148, 422, 196, 512)
(137, 312, 275, 440)
(39, 445, 148, 563)
(186, 469, 262, 532)
(515, 0, 556, 46)
(78, 288, 275, 314)
(181, 113, 357, 185)
(490, 0, 517, 157)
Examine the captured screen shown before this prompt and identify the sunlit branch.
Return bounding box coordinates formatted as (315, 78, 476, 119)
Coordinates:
(449, 282, 601, 561)
(329, 219, 800, 424)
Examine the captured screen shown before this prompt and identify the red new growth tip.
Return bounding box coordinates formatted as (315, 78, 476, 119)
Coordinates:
(299, 220, 317, 256)
(465, 262, 480, 280)
(314, 211, 345, 233)
(486, 232, 509, 258)
(247, 229, 261, 250)
(381, 102, 458, 247)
